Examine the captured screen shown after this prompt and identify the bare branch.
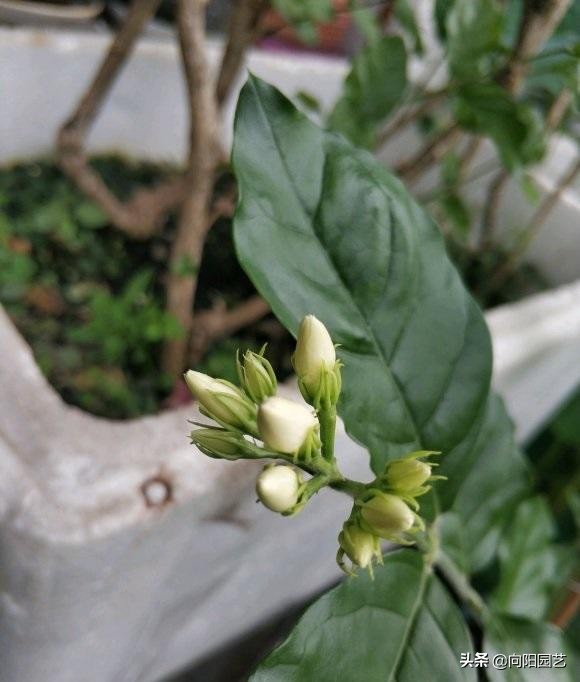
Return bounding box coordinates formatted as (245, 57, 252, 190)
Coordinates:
(395, 123, 462, 184)
(475, 0, 572, 246)
(216, 0, 268, 108)
(190, 296, 271, 364)
(57, 0, 187, 238)
(552, 583, 580, 629)
(479, 168, 510, 248)
(498, 0, 573, 94)
(162, 0, 222, 379)
(546, 89, 573, 130)
(488, 154, 580, 291)
(375, 91, 445, 152)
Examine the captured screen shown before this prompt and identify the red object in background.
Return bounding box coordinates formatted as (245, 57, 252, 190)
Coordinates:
(260, 0, 353, 56)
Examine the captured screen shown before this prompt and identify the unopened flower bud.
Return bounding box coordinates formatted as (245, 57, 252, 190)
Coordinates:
(184, 370, 257, 433)
(258, 396, 319, 456)
(387, 459, 431, 492)
(359, 491, 415, 539)
(190, 428, 248, 460)
(237, 348, 277, 403)
(338, 521, 381, 570)
(293, 315, 341, 408)
(256, 465, 300, 513)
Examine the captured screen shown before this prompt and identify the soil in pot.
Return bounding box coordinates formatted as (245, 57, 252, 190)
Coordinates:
(0, 155, 295, 419)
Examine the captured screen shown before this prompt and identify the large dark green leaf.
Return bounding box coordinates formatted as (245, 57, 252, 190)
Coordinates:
(491, 497, 573, 620)
(485, 614, 573, 682)
(250, 550, 476, 682)
(327, 36, 407, 148)
(232, 76, 529, 570)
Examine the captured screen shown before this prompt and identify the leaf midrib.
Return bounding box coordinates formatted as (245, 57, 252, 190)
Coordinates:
(386, 561, 430, 682)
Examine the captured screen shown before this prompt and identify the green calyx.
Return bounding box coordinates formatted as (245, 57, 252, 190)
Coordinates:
(237, 346, 277, 404)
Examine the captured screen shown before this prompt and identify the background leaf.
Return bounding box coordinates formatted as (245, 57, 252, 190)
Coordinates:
(233, 76, 529, 570)
(250, 550, 476, 682)
(485, 614, 573, 681)
(446, 0, 503, 79)
(491, 497, 573, 620)
(327, 36, 407, 148)
(453, 84, 546, 170)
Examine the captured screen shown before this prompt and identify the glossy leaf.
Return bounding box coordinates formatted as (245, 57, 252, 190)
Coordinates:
(485, 614, 573, 682)
(232, 76, 529, 569)
(491, 497, 573, 620)
(250, 550, 476, 682)
(328, 36, 407, 148)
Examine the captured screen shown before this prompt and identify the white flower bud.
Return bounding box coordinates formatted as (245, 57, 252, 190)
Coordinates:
(257, 396, 318, 455)
(359, 491, 415, 540)
(293, 315, 341, 408)
(294, 315, 335, 384)
(256, 465, 300, 513)
(184, 370, 257, 433)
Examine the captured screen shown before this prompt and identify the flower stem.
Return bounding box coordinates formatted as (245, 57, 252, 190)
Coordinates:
(318, 404, 337, 462)
(330, 478, 367, 498)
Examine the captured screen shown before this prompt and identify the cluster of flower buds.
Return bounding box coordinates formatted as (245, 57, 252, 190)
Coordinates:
(186, 315, 342, 516)
(186, 314, 445, 575)
(337, 451, 443, 575)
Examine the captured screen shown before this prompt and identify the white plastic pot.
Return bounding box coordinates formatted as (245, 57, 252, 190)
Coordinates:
(0, 27, 579, 682)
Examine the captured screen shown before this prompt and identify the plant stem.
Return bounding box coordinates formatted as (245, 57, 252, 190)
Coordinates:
(318, 405, 337, 462)
(487, 155, 580, 292)
(329, 478, 367, 498)
(435, 551, 487, 620)
(57, 0, 185, 238)
(396, 123, 462, 184)
(162, 0, 221, 380)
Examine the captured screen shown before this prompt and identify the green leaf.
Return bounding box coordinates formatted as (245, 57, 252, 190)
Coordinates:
(520, 174, 541, 205)
(271, 0, 333, 44)
(434, 0, 455, 41)
(250, 550, 476, 682)
(485, 614, 573, 681)
(295, 90, 322, 115)
(446, 0, 503, 79)
(349, 0, 381, 46)
(454, 84, 546, 170)
(394, 0, 424, 54)
(327, 36, 407, 148)
(527, 48, 580, 96)
(438, 511, 471, 575)
(552, 391, 580, 445)
(232, 76, 529, 569)
(75, 200, 108, 229)
(491, 497, 572, 620)
(440, 194, 471, 238)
